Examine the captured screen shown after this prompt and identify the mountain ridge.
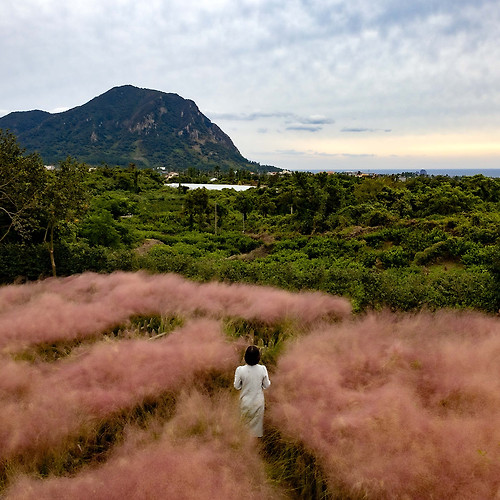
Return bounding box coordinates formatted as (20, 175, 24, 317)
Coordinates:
(0, 85, 278, 172)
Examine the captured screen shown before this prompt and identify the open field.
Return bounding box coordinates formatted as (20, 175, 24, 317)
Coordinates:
(1, 272, 499, 498)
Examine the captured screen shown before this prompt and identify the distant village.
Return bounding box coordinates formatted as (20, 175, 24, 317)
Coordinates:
(159, 167, 429, 183)
(44, 163, 429, 182)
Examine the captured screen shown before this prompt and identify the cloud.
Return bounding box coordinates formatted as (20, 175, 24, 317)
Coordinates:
(341, 153, 376, 158)
(341, 128, 392, 133)
(210, 110, 334, 134)
(286, 125, 323, 132)
(210, 110, 334, 135)
(314, 151, 376, 158)
(50, 107, 70, 114)
(210, 111, 334, 126)
(209, 111, 293, 121)
(296, 115, 335, 125)
(0, 0, 499, 171)
(342, 128, 376, 133)
(275, 149, 308, 156)
(274, 149, 376, 158)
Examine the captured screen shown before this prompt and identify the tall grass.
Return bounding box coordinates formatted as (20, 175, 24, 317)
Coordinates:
(0, 271, 349, 496)
(2, 272, 500, 498)
(4, 391, 282, 500)
(268, 310, 500, 498)
(0, 319, 236, 474)
(0, 271, 351, 350)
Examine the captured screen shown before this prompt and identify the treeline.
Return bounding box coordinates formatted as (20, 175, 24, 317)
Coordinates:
(1, 129, 500, 312)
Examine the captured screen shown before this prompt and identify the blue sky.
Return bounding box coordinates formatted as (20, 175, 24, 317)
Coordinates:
(1, 0, 499, 171)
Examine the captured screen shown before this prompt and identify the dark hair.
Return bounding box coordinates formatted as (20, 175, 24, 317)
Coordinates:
(244, 345, 261, 366)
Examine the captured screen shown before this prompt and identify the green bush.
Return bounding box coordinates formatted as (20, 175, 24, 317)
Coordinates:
(425, 269, 497, 311)
(378, 246, 411, 268)
(79, 211, 128, 248)
(414, 241, 450, 266)
(137, 245, 195, 274)
(375, 270, 429, 311)
(0, 244, 50, 282)
(55, 242, 109, 274)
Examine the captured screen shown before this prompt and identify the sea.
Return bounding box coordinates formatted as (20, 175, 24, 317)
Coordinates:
(305, 168, 500, 178)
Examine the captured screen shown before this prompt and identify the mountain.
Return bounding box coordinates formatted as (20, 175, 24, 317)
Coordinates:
(0, 85, 278, 172)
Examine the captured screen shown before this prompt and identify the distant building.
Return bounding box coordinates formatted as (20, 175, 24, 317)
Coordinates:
(165, 172, 179, 180)
(269, 170, 292, 175)
(354, 171, 378, 178)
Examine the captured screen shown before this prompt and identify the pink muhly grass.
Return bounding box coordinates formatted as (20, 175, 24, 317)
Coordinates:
(0, 271, 350, 349)
(59, 318, 237, 416)
(268, 310, 500, 498)
(5, 391, 280, 500)
(0, 357, 36, 401)
(192, 280, 352, 324)
(0, 319, 237, 462)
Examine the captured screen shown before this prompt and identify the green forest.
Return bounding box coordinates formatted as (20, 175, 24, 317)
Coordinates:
(2, 129, 500, 313)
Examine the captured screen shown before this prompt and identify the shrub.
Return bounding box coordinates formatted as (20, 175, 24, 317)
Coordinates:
(0, 244, 50, 283)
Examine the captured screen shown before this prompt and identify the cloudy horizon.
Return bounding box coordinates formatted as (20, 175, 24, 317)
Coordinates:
(1, 0, 499, 171)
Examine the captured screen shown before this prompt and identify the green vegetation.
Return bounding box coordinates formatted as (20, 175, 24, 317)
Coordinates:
(0, 86, 279, 173)
(2, 130, 500, 312)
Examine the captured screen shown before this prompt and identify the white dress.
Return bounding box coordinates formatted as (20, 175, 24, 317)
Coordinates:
(234, 364, 271, 437)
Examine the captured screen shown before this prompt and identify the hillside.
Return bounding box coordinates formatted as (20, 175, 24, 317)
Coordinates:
(0, 85, 276, 172)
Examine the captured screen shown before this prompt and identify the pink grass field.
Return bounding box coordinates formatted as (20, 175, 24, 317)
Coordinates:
(0, 318, 236, 462)
(0, 271, 351, 350)
(0, 272, 348, 497)
(268, 310, 500, 498)
(4, 392, 281, 500)
(2, 272, 500, 498)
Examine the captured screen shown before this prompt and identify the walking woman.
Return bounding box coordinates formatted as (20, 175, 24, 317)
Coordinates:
(234, 345, 271, 437)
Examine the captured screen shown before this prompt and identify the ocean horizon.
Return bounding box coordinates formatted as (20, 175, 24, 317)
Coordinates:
(303, 168, 500, 178)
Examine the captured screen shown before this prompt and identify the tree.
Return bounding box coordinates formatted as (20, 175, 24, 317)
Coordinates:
(127, 163, 139, 193)
(460, 175, 500, 203)
(234, 190, 255, 232)
(257, 190, 276, 217)
(0, 130, 48, 242)
(212, 198, 228, 235)
(354, 177, 393, 203)
(291, 172, 322, 233)
(43, 157, 88, 276)
(183, 188, 209, 230)
(79, 210, 125, 248)
(275, 180, 299, 215)
(417, 183, 480, 216)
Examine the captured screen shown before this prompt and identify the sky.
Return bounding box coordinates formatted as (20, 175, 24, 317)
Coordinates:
(1, 0, 499, 172)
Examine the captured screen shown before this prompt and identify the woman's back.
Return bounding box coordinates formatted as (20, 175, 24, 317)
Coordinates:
(234, 355, 271, 437)
(234, 364, 270, 404)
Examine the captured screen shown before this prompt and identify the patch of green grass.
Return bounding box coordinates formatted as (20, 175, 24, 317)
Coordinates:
(223, 317, 297, 367)
(261, 427, 333, 499)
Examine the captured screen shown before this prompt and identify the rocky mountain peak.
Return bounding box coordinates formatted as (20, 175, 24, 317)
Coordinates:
(0, 85, 273, 172)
